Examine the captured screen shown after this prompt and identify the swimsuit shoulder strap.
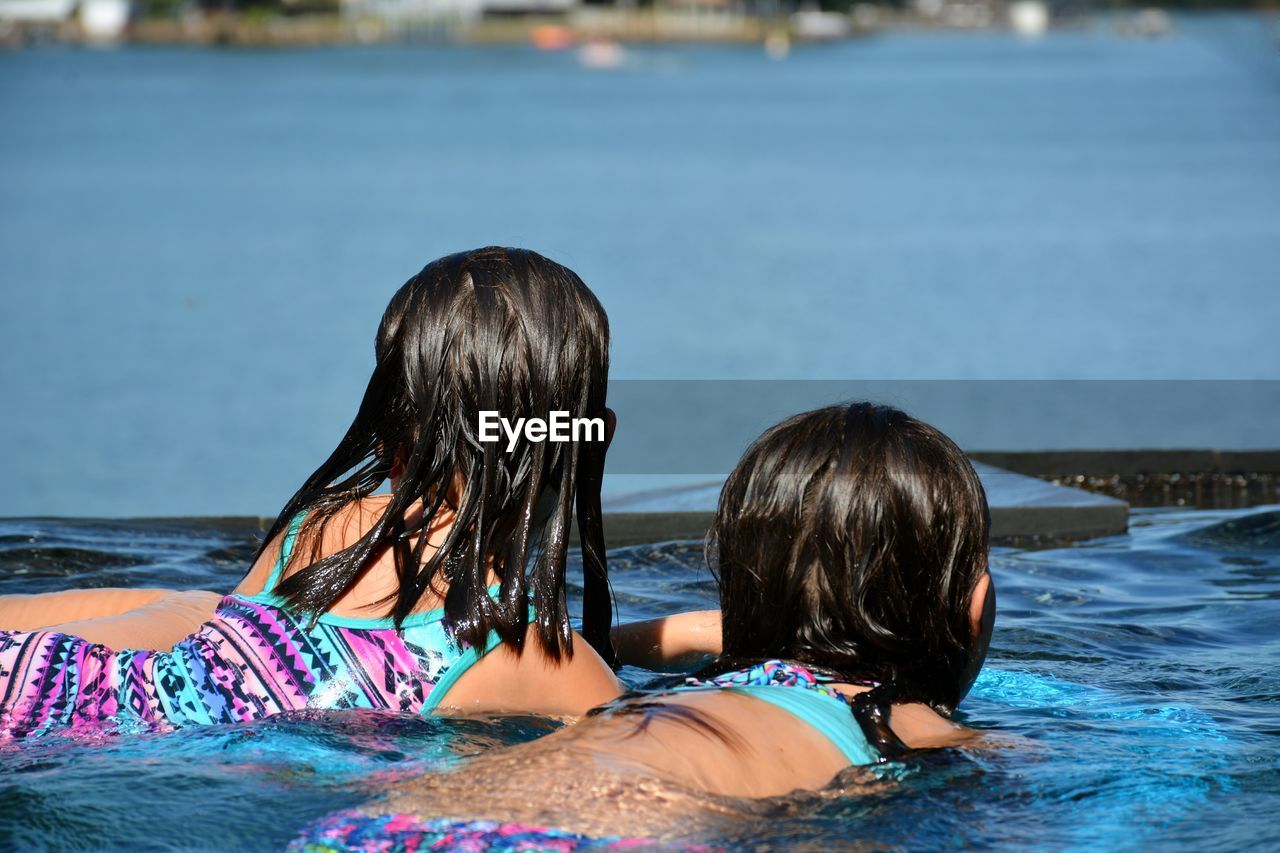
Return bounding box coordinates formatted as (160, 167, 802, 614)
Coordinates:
(261, 511, 307, 594)
(676, 660, 883, 766)
(730, 683, 881, 766)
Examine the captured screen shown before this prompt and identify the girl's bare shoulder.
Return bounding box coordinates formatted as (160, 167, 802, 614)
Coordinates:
(234, 496, 391, 596)
(434, 626, 622, 718)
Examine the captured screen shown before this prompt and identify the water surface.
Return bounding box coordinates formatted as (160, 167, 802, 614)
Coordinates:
(0, 506, 1276, 849)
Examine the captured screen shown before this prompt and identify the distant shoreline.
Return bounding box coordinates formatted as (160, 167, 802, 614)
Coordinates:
(0, 4, 1231, 49)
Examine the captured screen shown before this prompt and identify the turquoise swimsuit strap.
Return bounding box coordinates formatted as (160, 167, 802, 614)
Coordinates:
(726, 684, 880, 766)
(671, 661, 881, 766)
(261, 512, 307, 594)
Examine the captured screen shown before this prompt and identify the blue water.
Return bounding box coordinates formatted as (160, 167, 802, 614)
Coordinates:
(2, 17, 1280, 516)
(0, 506, 1277, 850)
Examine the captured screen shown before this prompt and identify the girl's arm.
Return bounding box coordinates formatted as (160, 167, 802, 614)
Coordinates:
(0, 524, 283, 647)
(0, 587, 178, 631)
(45, 589, 226, 650)
(611, 610, 722, 671)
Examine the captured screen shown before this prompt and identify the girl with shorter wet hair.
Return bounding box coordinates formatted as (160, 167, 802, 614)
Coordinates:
(290, 402, 997, 850)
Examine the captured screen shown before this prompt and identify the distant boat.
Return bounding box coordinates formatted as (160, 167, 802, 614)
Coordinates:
(578, 38, 624, 69)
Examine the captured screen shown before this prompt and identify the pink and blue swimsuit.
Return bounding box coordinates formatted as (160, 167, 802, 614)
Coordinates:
(0, 518, 502, 738)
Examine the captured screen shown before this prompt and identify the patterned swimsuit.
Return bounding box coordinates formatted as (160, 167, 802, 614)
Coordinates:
(0, 518, 501, 738)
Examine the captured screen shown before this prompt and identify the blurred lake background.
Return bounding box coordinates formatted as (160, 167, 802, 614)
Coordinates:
(1, 10, 1278, 516)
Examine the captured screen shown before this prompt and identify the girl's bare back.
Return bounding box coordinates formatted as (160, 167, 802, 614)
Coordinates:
(374, 687, 973, 840)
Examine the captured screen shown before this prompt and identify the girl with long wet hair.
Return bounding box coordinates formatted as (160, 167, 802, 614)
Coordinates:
(0, 247, 626, 735)
(288, 402, 998, 850)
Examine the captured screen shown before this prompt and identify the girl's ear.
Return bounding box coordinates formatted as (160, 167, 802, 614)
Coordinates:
(969, 572, 993, 642)
(953, 571, 996, 712)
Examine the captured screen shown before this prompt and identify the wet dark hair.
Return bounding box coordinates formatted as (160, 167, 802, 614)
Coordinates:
(253, 247, 614, 663)
(708, 402, 991, 754)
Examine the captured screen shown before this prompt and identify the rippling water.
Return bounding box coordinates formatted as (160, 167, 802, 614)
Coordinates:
(0, 507, 1276, 850)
